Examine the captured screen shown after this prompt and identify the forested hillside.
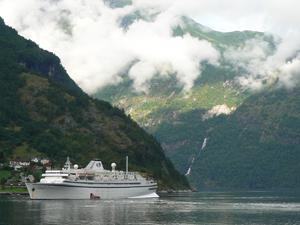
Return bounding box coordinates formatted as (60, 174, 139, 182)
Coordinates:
(0, 18, 189, 191)
(190, 86, 300, 188)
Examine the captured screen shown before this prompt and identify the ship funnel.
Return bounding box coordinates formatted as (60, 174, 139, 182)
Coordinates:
(111, 163, 116, 172)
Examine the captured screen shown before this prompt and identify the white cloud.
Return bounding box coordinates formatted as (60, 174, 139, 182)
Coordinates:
(222, 33, 300, 90)
(277, 53, 300, 88)
(222, 36, 276, 90)
(187, 0, 300, 90)
(0, 0, 299, 93)
(0, 0, 222, 94)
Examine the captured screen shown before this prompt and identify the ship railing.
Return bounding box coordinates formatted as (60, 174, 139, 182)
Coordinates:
(113, 172, 139, 175)
(77, 171, 140, 175)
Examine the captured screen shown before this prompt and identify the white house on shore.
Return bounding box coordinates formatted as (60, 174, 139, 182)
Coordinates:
(40, 158, 50, 165)
(31, 157, 41, 163)
(10, 158, 30, 170)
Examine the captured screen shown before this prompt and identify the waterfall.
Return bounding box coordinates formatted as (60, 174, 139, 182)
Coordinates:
(185, 138, 209, 176)
(185, 158, 194, 176)
(201, 138, 209, 149)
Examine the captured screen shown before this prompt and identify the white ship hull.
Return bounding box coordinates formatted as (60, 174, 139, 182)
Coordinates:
(26, 181, 158, 200)
(25, 157, 159, 200)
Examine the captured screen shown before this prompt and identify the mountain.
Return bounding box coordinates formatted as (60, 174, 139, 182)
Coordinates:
(93, 15, 284, 185)
(0, 18, 189, 191)
(190, 86, 300, 188)
(91, 0, 300, 188)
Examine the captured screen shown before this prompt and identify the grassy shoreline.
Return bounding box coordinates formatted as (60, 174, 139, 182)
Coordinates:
(0, 186, 28, 193)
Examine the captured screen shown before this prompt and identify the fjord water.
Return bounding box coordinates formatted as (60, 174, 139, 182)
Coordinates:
(1, 189, 300, 225)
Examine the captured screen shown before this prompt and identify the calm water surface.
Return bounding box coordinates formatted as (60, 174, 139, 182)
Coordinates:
(1, 189, 300, 225)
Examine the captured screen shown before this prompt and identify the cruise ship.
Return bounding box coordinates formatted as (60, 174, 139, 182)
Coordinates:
(25, 157, 159, 200)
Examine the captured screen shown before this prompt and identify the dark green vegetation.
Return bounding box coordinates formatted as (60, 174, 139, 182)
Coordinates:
(0, 170, 10, 187)
(0, 18, 189, 191)
(153, 84, 300, 188)
(191, 87, 300, 188)
(94, 0, 300, 188)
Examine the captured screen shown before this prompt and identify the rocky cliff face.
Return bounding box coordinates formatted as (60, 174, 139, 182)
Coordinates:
(202, 104, 236, 120)
(20, 61, 77, 89)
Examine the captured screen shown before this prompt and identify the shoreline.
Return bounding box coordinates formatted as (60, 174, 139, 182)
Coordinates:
(158, 189, 197, 194)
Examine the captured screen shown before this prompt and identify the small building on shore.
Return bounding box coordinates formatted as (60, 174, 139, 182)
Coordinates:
(44, 163, 52, 170)
(40, 158, 50, 165)
(10, 158, 30, 170)
(27, 165, 36, 172)
(30, 157, 41, 163)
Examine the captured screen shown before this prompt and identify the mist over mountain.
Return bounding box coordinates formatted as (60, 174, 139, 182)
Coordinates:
(1, 0, 300, 94)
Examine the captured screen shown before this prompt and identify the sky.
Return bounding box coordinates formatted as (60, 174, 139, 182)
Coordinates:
(0, 0, 300, 93)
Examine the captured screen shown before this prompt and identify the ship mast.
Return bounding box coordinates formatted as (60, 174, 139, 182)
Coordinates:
(126, 156, 128, 175)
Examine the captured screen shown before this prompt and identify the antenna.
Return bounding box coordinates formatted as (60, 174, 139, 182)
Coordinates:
(126, 156, 128, 175)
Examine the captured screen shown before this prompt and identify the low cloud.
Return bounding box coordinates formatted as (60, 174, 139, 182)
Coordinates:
(223, 34, 300, 90)
(0, 0, 300, 93)
(189, 0, 300, 90)
(0, 0, 220, 94)
(277, 53, 300, 88)
(223, 36, 278, 90)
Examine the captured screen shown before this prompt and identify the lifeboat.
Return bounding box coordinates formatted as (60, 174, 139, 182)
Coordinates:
(90, 193, 101, 199)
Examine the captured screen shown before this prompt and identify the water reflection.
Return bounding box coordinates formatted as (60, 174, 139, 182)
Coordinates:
(1, 189, 300, 225)
(24, 198, 161, 224)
